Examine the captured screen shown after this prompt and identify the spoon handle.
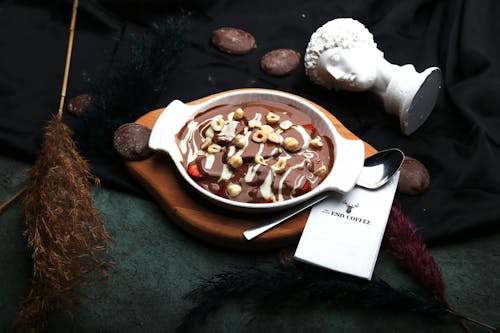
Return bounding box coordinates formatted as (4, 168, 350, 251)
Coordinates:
(243, 193, 331, 240)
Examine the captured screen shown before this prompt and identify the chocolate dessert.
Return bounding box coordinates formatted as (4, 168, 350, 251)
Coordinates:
(176, 100, 334, 203)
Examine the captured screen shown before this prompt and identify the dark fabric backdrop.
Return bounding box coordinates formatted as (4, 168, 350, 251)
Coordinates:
(1, 0, 499, 243)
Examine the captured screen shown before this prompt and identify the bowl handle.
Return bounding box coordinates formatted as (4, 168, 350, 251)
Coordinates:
(149, 100, 199, 160)
(326, 136, 365, 193)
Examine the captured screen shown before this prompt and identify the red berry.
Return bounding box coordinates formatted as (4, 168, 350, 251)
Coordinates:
(302, 124, 315, 133)
(217, 185, 226, 198)
(187, 162, 204, 179)
(295, 180, 311, 196)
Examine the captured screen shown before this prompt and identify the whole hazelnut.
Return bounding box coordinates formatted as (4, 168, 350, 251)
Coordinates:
(283, 137, 300, 152)
(226, 183, 242, 197)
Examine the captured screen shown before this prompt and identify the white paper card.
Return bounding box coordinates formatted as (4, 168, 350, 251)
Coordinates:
(294, 172, 400, 280)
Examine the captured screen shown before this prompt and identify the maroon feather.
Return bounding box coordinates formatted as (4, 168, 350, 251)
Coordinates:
(384, 206, 444, 298)
(384, 205, 471, 333)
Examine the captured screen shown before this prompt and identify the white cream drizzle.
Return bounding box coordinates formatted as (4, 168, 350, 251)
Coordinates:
(178, 121, 202, 164)
(294, 125, 312, 149)
(306, 171, 320, 184)
(178, 121, 197, 154)
(202, 118, 214, 138)
(292, 175, 307, 198)
(303, 150, 316, 159)
(244, 164, 259, 183)
(226, 145, 236, 158)
(218, 119, 239, 142)
(256, 142, 265, 156)
(259, 170, 274, 200)
(241, 130, 252, 151)
(204, 153, 215, 169)
(251, 113, 263, 123)
(291, 158, 309, 170)
(277, 168, 293, 201)
(218, 164, 233, 182)
(241, 141, 268, 184)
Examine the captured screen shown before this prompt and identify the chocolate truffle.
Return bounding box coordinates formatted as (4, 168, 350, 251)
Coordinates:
(67, 93, 93, 117)
(260, 49, 301, 76)
(211, 27, 257, 55)
(113, 123, 153, 161)
(397, 156, 430, 195)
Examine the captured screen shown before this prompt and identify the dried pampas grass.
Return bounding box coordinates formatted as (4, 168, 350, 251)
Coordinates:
(14, 115, 112, 332)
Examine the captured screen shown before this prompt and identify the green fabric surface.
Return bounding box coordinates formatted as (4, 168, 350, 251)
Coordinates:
(1, 154, 499, 332)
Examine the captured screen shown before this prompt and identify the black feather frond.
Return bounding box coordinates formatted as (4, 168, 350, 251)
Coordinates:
(176, 264, 449, 332)
(75, 14, 190, 155)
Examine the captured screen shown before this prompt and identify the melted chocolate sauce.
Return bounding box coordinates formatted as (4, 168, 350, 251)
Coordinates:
(176, 100, 334, 203)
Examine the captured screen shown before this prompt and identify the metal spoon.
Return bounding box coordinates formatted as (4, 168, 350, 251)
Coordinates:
(243, 148, 405, 240)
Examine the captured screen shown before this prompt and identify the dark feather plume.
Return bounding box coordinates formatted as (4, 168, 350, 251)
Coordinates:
(176, 265, 449, 332)
(384, 205, 444, 298)
(383, 204, 472, 332)
(76, 14, 190, 155)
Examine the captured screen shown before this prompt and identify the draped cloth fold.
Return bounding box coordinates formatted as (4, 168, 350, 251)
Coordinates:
(1, 0, 499, 243)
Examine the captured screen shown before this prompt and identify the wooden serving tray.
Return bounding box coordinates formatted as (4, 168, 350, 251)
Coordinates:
(125, 89, 376, 251)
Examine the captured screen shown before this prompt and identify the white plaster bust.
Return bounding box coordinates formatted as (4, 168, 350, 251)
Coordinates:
(304, 18, 442, 135)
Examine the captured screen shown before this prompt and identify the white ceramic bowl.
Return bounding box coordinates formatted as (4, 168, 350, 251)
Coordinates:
(149, 88, 365, 213)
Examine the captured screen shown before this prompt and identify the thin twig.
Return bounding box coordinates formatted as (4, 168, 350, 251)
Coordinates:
(1, 1, 78, 217)
(57, 0, 79, 119)
(446, 309, 498, 332)
(0, 186, 27, 214)
(443, 299, 472, 333)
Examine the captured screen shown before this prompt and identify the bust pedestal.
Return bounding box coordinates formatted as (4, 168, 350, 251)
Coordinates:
(304, 18, 443, 135)
(379, 65, 442, 135)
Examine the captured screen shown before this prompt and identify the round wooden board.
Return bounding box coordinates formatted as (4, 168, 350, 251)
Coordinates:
(125, 89, 376, 251)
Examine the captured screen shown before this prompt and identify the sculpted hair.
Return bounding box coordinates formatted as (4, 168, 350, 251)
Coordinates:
(304, 18, 380, 88)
